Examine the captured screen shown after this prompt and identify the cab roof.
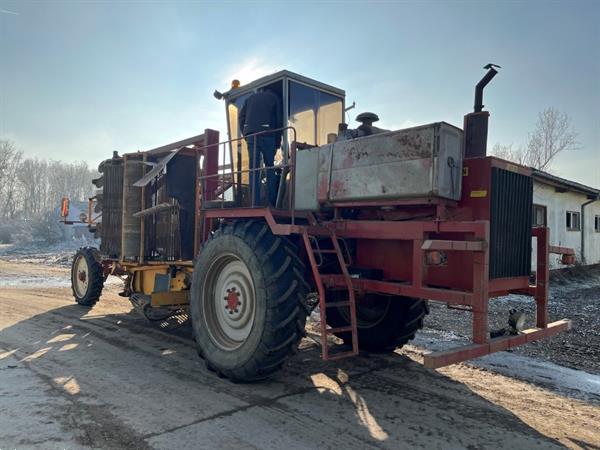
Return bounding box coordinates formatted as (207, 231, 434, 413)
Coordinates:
(223, 69, 345, 100)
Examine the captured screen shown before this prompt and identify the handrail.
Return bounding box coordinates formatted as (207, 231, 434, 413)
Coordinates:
(194, 126, 298, 223)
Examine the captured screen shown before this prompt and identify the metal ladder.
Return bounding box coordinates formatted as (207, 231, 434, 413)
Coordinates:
(301, 228, 359, 361)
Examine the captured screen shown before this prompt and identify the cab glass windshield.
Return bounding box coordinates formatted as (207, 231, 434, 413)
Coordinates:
(288, 81, 343, 147)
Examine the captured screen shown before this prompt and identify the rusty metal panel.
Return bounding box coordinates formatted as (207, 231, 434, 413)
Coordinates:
(325, 122, 463, 202)
(294, 122, 463, 209)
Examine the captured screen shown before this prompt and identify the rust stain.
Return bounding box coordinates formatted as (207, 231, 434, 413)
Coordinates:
(394, 132, 432, 158)
(421, 158, 433, 169)
(331, 179, 347, 197)
(338, 131, 432, 168)
(341, 149, 354, 169)
(318, 172, 329, 201)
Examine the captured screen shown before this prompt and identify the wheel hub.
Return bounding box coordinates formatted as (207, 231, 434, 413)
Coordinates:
(224, 287, 241, 314)
(73, 255, 89, 298)
(203, 255, 256, 351)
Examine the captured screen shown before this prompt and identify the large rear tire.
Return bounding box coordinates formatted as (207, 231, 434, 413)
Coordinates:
(326, 292, 428, 352)
(71, 247, 104, 307)
(190, 220, 309, 382)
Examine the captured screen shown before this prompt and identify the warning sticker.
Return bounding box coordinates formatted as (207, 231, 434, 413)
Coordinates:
(470, 190, 488, 198)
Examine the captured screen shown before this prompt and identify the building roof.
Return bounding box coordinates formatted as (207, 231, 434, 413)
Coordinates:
(532, 169, 600, 199)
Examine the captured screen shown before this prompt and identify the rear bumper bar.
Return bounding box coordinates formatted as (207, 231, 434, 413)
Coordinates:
(423, 319, 572, 369)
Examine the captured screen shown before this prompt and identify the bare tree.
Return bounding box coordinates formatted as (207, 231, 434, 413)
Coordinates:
(47, 159, 97, 210)
(491, 143, 525, 165)
(0, 140, 23, 219)
(493, 108, 578, 171)
(524, 108, 578, 170)
(17, 157, 49, 218)
(15, 157, 97, 219)
(0, 140, 98, 244)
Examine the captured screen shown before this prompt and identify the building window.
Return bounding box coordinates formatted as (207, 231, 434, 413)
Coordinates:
(566, 211, 581, 231)
(532, 204, 547, 226)
(595, 215, 600, 232)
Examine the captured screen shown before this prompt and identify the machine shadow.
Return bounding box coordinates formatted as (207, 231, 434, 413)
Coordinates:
(0, 300, 575, 449)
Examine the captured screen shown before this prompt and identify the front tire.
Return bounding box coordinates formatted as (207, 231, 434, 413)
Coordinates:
(190, 220, 309, 382)
(71, 247, 104, 306)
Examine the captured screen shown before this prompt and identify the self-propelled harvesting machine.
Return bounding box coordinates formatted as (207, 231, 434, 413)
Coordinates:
(63, 66, 573, 381)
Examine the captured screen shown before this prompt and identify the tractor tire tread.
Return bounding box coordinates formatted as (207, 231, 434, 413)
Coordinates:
(71, 246, 104, 307)
(327, 295, 428, 353)
(191, 220, 308, 382)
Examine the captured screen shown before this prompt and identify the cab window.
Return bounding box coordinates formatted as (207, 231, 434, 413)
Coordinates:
(288, 81, 342, 147)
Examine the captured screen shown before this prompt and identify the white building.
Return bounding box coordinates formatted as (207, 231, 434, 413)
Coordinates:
(531, 170, 600, 269)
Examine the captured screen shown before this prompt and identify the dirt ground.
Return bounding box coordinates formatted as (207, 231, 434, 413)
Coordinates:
(1, 260, 599, 450)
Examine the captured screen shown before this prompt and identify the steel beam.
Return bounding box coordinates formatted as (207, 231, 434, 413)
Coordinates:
(423, 319, 572, 369)
(320, 275, 474, 305)
(144, 133, 209, 155)
(549, 245, 575, 255)
(421, 239, 486, 251)
(533, 227, 550, 328)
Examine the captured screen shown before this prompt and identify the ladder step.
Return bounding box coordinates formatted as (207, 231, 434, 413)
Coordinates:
(325, 301, 351, 308)
(327, 351, 359, 361)
(303, 228, 358, 362)
(326, 326, 354, 334)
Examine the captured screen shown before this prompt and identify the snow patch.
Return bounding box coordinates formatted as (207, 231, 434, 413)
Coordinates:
(0, 236, 99, 267)
(0, 273, 122, 288)
(0, 274, 68, 288)
(413, 329, 600, 402)
(476, 352, 600, 402)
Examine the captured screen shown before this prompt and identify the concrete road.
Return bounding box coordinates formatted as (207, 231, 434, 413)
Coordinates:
(1, 261, 599, 449)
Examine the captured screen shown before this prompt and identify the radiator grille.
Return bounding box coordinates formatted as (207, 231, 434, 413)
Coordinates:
(99, 160, 123, 258)
(489, 168, 533, 279)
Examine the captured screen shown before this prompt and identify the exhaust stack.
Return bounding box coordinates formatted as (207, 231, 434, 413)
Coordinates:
(464, 64, 500, 158)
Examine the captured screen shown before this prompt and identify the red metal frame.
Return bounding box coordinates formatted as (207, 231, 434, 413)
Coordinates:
(194, 133, 573, 369)
(422, 319, 571, 368)
(203, 204, 571, 368)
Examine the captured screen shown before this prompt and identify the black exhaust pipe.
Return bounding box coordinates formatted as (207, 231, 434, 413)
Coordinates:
(474, 64, 500, 112)
(464, 63, 501, 158)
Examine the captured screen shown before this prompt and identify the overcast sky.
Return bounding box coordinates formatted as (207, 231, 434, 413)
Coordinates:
(1, 0, 598, 186)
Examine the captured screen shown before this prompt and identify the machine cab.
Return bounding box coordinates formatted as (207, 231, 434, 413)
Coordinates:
(223, 70, 345, 152)
(220, 70, 345, 206)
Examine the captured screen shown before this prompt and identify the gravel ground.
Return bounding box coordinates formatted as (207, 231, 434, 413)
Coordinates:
(423, 265, 600, 375)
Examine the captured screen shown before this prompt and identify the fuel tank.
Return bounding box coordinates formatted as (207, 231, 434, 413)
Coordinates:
(294, 122, 463, 209)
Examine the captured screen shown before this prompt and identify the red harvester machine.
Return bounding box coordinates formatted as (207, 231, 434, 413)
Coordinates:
(64, 66, 573, 381)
